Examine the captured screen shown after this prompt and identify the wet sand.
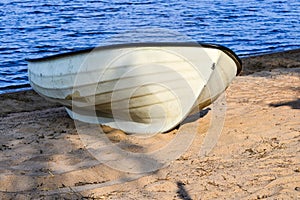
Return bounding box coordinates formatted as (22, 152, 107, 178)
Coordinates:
(0, 49, 299, 199)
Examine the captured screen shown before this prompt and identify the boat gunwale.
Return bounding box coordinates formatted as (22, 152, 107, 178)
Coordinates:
(26, 42, 242, 75)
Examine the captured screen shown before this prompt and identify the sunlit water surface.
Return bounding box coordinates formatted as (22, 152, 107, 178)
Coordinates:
(0, 0, 299, 93)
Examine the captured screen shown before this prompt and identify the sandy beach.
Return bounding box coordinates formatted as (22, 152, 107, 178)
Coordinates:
(0, 50, 299, 199)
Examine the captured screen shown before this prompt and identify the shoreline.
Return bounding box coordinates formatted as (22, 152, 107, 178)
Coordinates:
(1, 48, 300, 97)
(240, 48, 300, 75)
(1, 48, 299, 116)
(0, 49, 299, 199)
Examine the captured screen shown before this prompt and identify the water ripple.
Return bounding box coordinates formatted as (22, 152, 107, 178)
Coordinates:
(0, 0, 299, 93)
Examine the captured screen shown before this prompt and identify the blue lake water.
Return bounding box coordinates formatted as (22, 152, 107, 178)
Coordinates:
(0, 0, 299, 94)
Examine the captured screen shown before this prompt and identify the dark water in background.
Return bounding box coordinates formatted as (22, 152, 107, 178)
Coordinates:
(0, 0, 299, 94)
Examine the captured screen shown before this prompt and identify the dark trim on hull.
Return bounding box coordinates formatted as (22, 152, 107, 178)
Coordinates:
(26, 42, 242, 75)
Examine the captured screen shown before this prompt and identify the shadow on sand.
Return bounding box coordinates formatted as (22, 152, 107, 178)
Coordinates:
(269, 98, 300, 110)
(177, 181, 193, 200)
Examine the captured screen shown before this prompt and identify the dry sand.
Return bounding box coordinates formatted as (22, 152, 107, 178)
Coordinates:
(0, 50, 299, 199)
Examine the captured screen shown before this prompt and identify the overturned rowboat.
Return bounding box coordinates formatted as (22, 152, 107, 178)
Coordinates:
(27, 42, 242, 134)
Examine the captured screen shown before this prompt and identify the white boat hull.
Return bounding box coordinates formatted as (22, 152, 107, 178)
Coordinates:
(27, 43, 242, 134)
